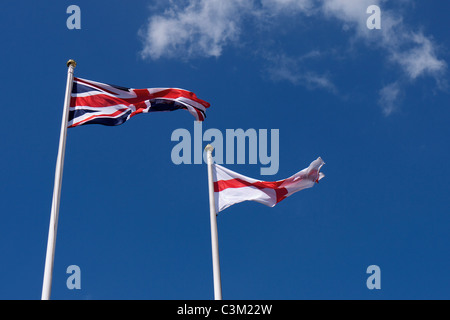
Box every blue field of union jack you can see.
[68,77,210,128]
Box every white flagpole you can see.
[41,59,76,300]
[205,144,223,300]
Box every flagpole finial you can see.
[67,59,77,68]
[205,144,214,152]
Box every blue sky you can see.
[0,0,449,300]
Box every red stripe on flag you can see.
[71,94,134,108]
[69,108,129,127]
[214,178,286,192]
[275,188,288,203]
[71,89,210,109]
[214,178,289,204]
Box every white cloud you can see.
[261,0,315,14]
[390,32,447,80]
[303,72,338,92]
[266,52,337,92]
[321,0,380,30]
[139,0,447,113]
[319,0,447,81]
[378,82,401,116]
[139,0,321,60]
[139,0,249,59]
[139,0,446,82]
[316,0,447,114]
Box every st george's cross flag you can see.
[68,77,210,128]
[213,157,325,213]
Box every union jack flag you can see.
[68,77,210,128]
